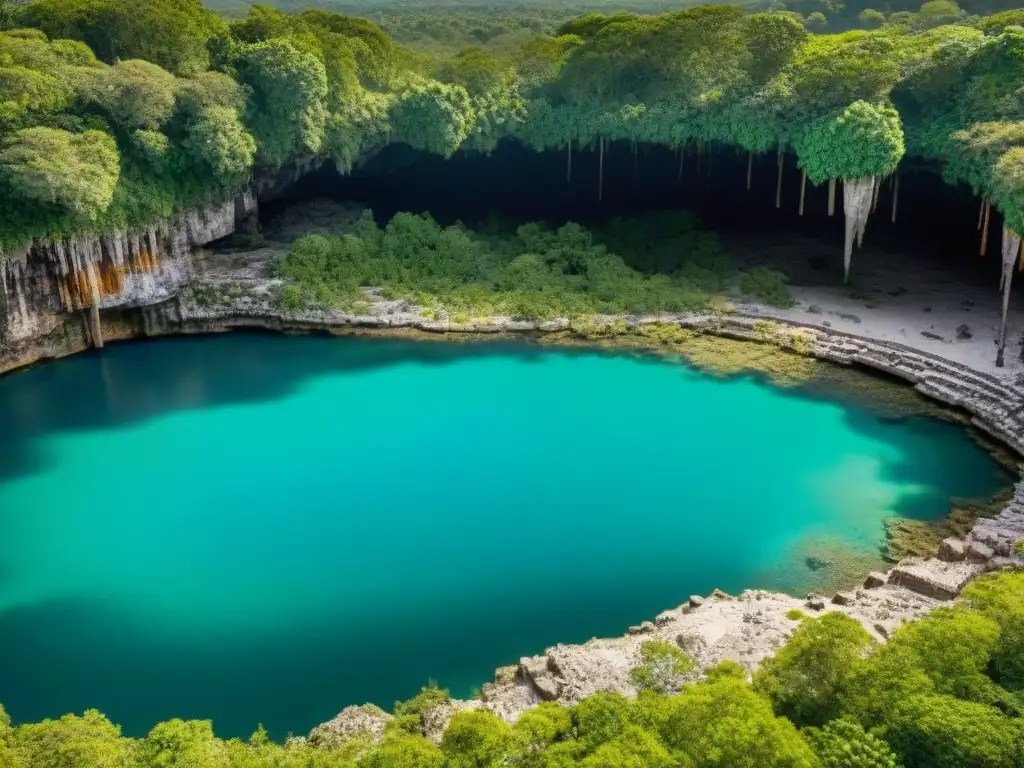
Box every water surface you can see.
[0,334,1007,738]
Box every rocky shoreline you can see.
[3,198,1024,745]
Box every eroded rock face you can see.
[307,704,393,748]
[0,189,256,370]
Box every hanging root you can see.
[775,146,783,209]
[828,178,837,217]
[997,226,1022,367]
[842,176,874,284]
[799,170,806,216]
[891,175,899,224]
[981,199,991,256]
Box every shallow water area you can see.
[0,334,1008,738]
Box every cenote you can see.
[0,333,1010,739]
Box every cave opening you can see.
[255,139,1024,367]
[263,139,997,279]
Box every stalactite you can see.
[83,259,104,349]
[871,177,880,213]
[828,178,837,217]
[567,139,571,183]
[981,199,991,256]
[842,176,874,284]
[775,146,783,209]
[598,137,604,203]
[891,174,899,224]
[997,226,1022,367]
[746,151,753,191]
[799,170,806,216]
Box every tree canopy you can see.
[1,0,1024,247]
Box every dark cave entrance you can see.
[259,138,1022,365]
[262,138,997,280]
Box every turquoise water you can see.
[0,334,1008,739]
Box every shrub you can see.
[740,268,796,308]
[754,613,876,727]
[631,640,695,694]
[805,717,899,768]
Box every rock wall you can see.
[0,189,256,371]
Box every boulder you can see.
[863,572,887,589]
[688,595,706,608]
[520,655,560,701]
[308,705,392,748]
[806,594,826,610]
[709,589,733,601]
[966,540,995,563]
[937,537,966,562]
[831,591,856,606]
[888,559,983,600]
[655,611,676,627]
[676,632,708,655]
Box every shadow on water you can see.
[0,333,546,483]
[0,332,1011,504]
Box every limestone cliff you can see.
[0,189,256,372]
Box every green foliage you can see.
[3,3,1024,250]
[180,105,257,185]
[21,0,223,75]
[139,719,222,768]
[961,572,1024,692]
[705,660,748,681]
[754,612,876,726]
[359,733,444,768]
[796,101,905,183]
[11,710,132,768]
[659,678,818,768]
[512,702,572,749]
[740,268,796,308]
[631,640,696,694]
[786,608,807,621]
[0,127,119,221]
[90,59,179,132]
[273,211,728,319]
[393,682,451,720]
[884,693,1024,768]
[236,38,328,167]
[805,717,900,768]
[441,710,513,768]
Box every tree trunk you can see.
[746,151,753,191]
[775,146,783,209]
[981,199,991,256]
[978,196,986,230]
[828,178,836,217]
[891,174,899,224]
[799,170,806,216]
[997,226,1022,367]
[567,139,572,183]
[843,176,874,283]
[598,137,604,202]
